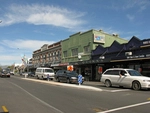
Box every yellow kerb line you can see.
[2,106,9,113]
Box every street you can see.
[0,76,150,113]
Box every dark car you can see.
[28,72,35,77]
[54,70,84,84]
[0,71,10,78]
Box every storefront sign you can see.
[67,65,73,71]
[59,63,69,66]
[142,39,150,45]
[93,34,105,43]
[127,54,150,59]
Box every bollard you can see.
[78,74,82,85]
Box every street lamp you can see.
[0,20,2,23]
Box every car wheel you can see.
[42,76,45,80]
[132,81,141,90]
[56,77,60,82]
[36,75,39,79]
[105,80,112,87]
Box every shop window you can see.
[63,51,67,57]
[84,45,90,53]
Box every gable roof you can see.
[126,36,141,50]
[92,45,105,55]
[108,41,122,53]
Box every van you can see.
[35,67,55,80]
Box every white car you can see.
[101,68,150,90]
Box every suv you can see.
[55,70,84,84]
[101,68,150,90]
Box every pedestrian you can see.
[47,74,50,81]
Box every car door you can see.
[61,71,68,82]
[58,70,65,81]
[109,70,121,85]
[118,70,131,87]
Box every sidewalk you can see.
[13,74,104,89]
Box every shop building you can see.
[91,36,150,81]
[61,29,128,80]
[32,41,62,70]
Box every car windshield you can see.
[67,71,78,76]
[127,70,142,76]
[45,69,54,73]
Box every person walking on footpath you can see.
[47,74,50,81]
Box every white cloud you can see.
[0,39,55,65]
[1,39,55,51]
[0,55,22,65]
[126,14,134,21]
[123,0,149,11]
[1,4,86,29]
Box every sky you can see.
[0,0,150,66]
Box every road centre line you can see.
[97,101,150,113]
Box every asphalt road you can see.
[0,76,150,113]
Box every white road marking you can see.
[109,89,131,92]
[97,101,150,113]
[9,81,64,113]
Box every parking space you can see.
[12,75,150,92]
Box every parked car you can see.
[10,71,14,75]
[21,72,28,76]
[54,70,84,84]
[101,68,150,90]
[28,72,35,77]
[0,71,10,78]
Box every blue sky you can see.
[0,0,150,66]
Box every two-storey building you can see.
[32,41,62,71]
[61,29,128,80]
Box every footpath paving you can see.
[21,77,104,91]
[13,74,104,91]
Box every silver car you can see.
[101,68,150,90]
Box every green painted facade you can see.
[61,29,128,63]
